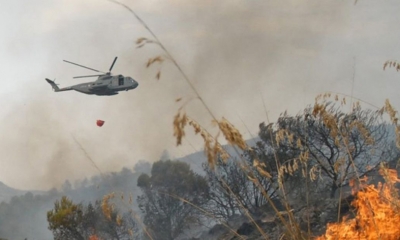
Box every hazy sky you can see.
[1,0,400,190]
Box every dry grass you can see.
[173,109,229,169]
[384,99,400,149]
[383,60,400,72]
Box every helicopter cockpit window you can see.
[118,75,124,86]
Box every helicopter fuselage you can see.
[46,56,139,96]
[71,75,138,95]
[46,74,139,96]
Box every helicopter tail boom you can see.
[45,78,72,92]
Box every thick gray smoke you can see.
[1,0,400,192]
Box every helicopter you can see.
[45,57,138,96]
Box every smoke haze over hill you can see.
[1,0,400,192]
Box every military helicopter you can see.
[45,57,138,96]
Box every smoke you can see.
[2,0,399,191]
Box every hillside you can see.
[0,181,44,204]
[0,161,151,240]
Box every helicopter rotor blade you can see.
[73,74,104,79]
[109,57,118,72]
[63,60,106,73]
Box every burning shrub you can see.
[317,166,400,240]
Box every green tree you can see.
[47,196,85,240]
[137,160,210,240]
[47,196,138,240]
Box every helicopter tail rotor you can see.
[45,78,60,92]
[45,78,73,92]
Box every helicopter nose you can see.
[131,79,139,89]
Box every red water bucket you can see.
[96,120,105,127]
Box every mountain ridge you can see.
[0,180,45,204]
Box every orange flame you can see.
[89,235,100,240]
[316,168,400,240]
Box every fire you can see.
[89,235,100,240]
[316,167,400,240]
